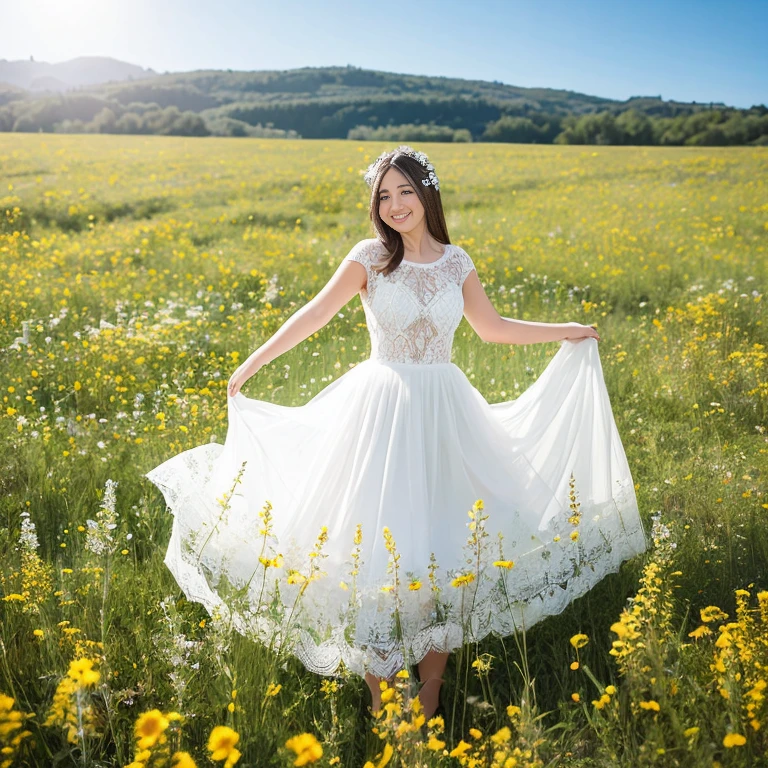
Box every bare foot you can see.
[365,672,393,716]
[417,678,443,720]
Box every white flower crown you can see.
[361,144,440,192]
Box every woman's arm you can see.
[227,259,367,396]
[461,270,599,345]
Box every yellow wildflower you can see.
[688,624,712,639]
[723,733,746,748]
[208,726,240,764]
[135,709,170,750]
[368,742,392,768]
[427,715,444,731]
[285,732,322,766]
[67,658,100,687]
[451,573,476,588]
[700,606,729,623]
[450,740,472,757]
[0,693,32,763]
[172,752,198,768]
[610,620,629,639]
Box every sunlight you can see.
[18,0,122,51]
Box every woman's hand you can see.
[227,361,262,398]
[562,322,601,343]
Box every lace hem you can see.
[147,453,647,680]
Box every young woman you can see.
[146,146,647,721]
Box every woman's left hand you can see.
[228,361,262,397]
[563,322,600,342]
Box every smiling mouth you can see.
[392,212,411,222]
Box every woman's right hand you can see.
[227,361,262,398]
[562,322,600,342]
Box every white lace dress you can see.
[144,238,647,679]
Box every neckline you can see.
[401,243,451,267]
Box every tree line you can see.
[0,84,765,145]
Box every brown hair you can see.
[367,148,451,276]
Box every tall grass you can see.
[1,135,766,766]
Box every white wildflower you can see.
[85,479,119,556]
[261,274,280,304]
[19,510,39,552]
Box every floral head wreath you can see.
[361,145,440,192]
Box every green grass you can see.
[1,135,767,767]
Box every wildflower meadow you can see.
[1,135,767,767]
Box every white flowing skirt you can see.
[144,338,647,679]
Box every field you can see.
[1,135,767,767]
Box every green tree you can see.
[481,116,549,143]
[615,109,654,145]
[92,107,117,133]
[114,112,143,134]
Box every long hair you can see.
[367,148,451,276]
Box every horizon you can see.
[2,0,766,110]
[3,57,757,110]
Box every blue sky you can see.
[3,0,766,108]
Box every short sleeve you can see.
[344,239,376,263]
[458,248,476,285]
[344,239,375,274]
[344,239,384,292]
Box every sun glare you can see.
[21,0,123,53]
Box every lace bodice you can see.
[344,239,476,364]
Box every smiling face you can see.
[378,166,426,234]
